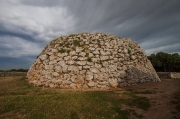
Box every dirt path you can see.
[122,78,180,119]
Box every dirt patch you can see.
[122,78,180,119]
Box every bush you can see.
[87,57,92,62]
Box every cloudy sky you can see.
[0,0,180,70]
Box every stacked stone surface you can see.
[26,33,161,89]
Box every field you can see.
[0,77,179,119]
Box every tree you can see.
[148,52,180,72]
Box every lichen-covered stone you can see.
[26,33,161,89]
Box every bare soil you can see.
[122,78,180,119]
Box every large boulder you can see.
[26,33,161,89]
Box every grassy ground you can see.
[0,76,152,119]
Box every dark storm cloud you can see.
[0,56,34,70]
[0,0,180,69]
[53,0,180,52]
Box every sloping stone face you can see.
[26,33,161,89]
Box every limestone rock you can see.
[88,81,95,87]
[90,68,100,74]
[109,78,118,87]
[70,83,76,89]
[86,72,93,80]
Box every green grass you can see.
[128,49,131,54]
[87,57,92,62]
[73,40,81,47]
[0,76,151,119]
[58,48,66,53]
[85,53,89,57]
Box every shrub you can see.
[87,57,92,62]
[85,53,89,57]
[128,49,131,54]
[58,48,66,53]
[73,40,81,47]
[67,50,71,54]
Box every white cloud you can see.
[0,0,75,42]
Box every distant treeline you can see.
[0,68,29,72]
[148,52,180,72]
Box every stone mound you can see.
[26,33,161,89]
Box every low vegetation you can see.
[0,76,152,119]
[87,57,92,62]
[58,48,66,53]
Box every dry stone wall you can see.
[0,72,27,77]
[157,72,180,79]
[27,33,161,89]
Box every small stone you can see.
[39,54,48,60]
[69,51,76,55]
[88,81,94,87]
[95,63,102,69]
[66,60,75,65]
[52,72,59,77]
[63,80,71,85]
[76,61,86,66]
[76,47,82,53]
[55,80,63,84]
[86,72,93,80]
[100,56,109,61]
[79,52,86,57]
[83,65,90,69]
[109,78,118,87]
[119,70,126,79]
[89,53,94,57]
[49,83,55,88]
[72,56,78,60]
[78,57,86,61]
[83,84,88,89]
[93,50,100,55]
[51,49,58,53]
[49,55,56,61]
[64,56,71,61]
[70,83,76,88]
[70,75,77,82]
[124,48,128,53]
[90,68,100,73]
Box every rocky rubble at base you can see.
[26,33,160,89]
